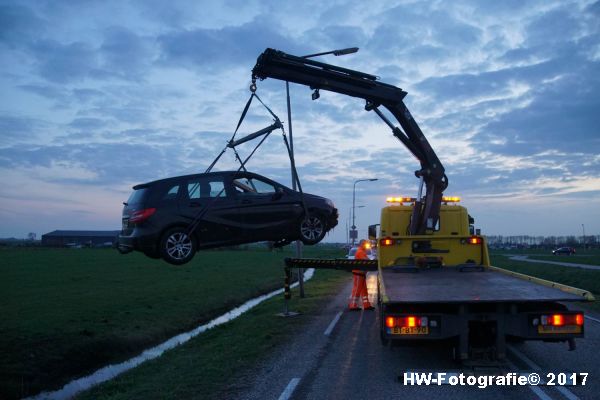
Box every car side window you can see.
[162,185,179,200]
[233,177,276,195]
[188,178,226,199]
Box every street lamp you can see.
[352,178,378,246]
[582,224,586,250]
[286,47,359,297]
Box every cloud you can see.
[29,39,101,83]
[0,3,45,47]
[99,26,153,79]
[157,16,306,70]
[0,115,47,145]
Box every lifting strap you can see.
[188,85,310,237]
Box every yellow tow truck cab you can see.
[377,198,490,268]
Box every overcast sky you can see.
[1,0,599,241]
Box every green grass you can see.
[489,248,600,257]
[0,245,344,399]
[490,254,600,312]
[76,268,348,400]
[525,254,600,266]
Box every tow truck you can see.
[251,48,594,361]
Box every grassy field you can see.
[526,254,600,266]
[0,245,345,400]
[76,268,347,400]
[490,254,600,311]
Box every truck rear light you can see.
[380,237,400,246]
[385,315,429,328]
[552,314,564,326]
[386,317,395,328]
[468,236,482,244]
[537,313,583,327]
[129,208,156,223]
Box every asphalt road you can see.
[236,273,599,400]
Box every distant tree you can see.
[27,232,36,241]
[565,236,577,247]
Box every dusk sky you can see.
[1,0,599,242]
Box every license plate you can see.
[538,325,582,334]
[392,326,429,335]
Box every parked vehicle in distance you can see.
[346,246,376,260]
[117,171,338,265]
[552,247,576,255]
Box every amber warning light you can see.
[386,196,415,203]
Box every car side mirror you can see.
[272,188,284,201]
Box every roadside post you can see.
[277,267,299,317]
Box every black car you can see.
[117,171,338,265]
[552,247,576,255]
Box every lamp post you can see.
[582,224,586,250]
[352,179,378,246]
[286,47,359,297]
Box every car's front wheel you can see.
[159,227,196,265]
[299,213,326,245]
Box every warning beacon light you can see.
[386,196,416,203]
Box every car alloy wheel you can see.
[160,227,196,265]
[300,214,325,244]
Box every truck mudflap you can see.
[284,257,378,272]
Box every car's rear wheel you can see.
[299,213,326,245]
[160,227,196,265]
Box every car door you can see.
[178,175,244,246]
[232,173,301,241]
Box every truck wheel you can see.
[160,227,196,265]
[299,213,326,245]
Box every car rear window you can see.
[127,188,148,205]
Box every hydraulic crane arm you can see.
[252,48,448,235]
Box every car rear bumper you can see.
[117,230,159,254]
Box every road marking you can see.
[505,359,554,400]
[324,311,343,336]
[278,378,300,400]
[585,315,600,324]
[508,345,580,400]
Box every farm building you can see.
[41,230,120,247]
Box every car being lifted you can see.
[117,170,338,265]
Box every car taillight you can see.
[129,208,156,224]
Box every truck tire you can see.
[159,227,196,265]
[298,213,326,245]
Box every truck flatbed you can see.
[380,266,587,304]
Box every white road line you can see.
[584,315,600,324]
[505,359,554,400]
[324,311,343,336]
[278,378,300,400]
[508,345,580,400]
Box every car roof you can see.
[132,171,266,190]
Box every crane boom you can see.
[252,48,447,235]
